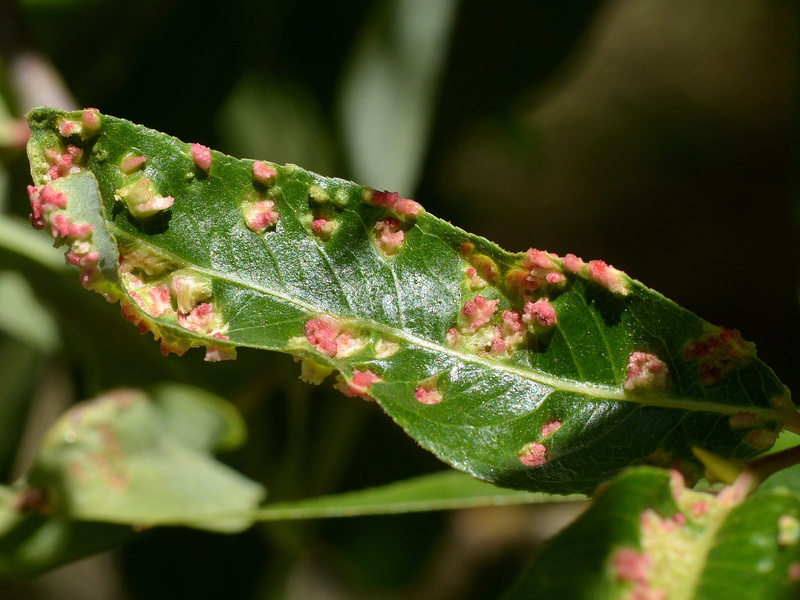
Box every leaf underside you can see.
[25,107,793,494]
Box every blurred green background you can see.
[0,0,796,598]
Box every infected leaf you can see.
[25,107,796,494]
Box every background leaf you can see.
[14,388,264,534]
[337,0,460,193]
[501,467,800,600]
[25,108,793,495]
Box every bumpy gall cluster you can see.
[304,316,363,358]
[244,200,279,233]
[45,144,82,181]
[191,143,213,172]
[28,185,100,289]
[684,327,754,385]
[115,178,175,219]
[369,190,423,218]
[119,154,147,174]
[119,248,235,361]
[252,161,277,185]
[518,418,561,467]
[336,369,382,400]
[518,442,548,467]
[414,385,442,405]
[461,296,499,332]
[624,352,669,393]
[523,298,557,330]
[374,217,405,256]
[311,218,336,240]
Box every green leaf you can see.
[146,381,247,453]
[25,107,794,494]
[248,470,584,521]
[25,388,264,533]
[218,71,336,177]
[0,339,43,478]
[0,270,60,352]
[501,467,800,600]
[338,0,459,192]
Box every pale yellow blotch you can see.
[375,340,400,359]
[170,270,213,313]
[299,358,334,385]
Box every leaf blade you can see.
[25,107,793,494]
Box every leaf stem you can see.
[749,443,800,484]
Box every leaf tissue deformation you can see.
[25,107,795,494]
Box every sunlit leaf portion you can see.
[25,107,794,494]
[501,467,800,600]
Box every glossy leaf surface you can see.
[26,107,794,494]
[501,467,800,600]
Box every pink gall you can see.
[587,260,629,296]
[82,108,101,133]
[469,254,499,285]
[374,217,405,256]
[244,200,279,233]
[204,345,237,362]
[562,253,585,273]
[305,317,341,357]
[684,328,753,385]
[446,328,459,347]
[253,161,277,185]
[690,501,710,518]
[396,197,423,217]
[789,562,800,583]
[415,386,442,405]
[728,412,761,431]
[465,267,486,290]
[178,302,215,332]
[119,155,147,174]
[523,298,557,329]
[311,218,336,240]
[191,143,213,171]
[461,296,499,332]
[147,285,173,318]
[67,222,94,239]
[519,442,548,467]
[489,331,506,354]
[58,120,79,137]
[371,190,399,209]
[523,248,565,292]
[489,310,526,355]
[45,144,83,180]
[540,420,561,438]
[612,548,652,586]
[49,212,70,238]
[337,369,382,400]
[624,352,669,393]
